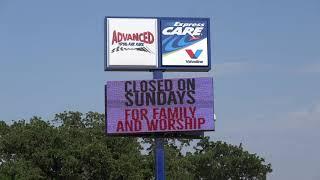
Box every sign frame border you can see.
[104,16,212,72]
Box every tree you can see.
[0,112,147,179]
[189,137,272,179]
[0,112,272,179]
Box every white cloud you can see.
[300,62,320,73]
[213,62,253,76]
[283,103,320,129]
[212,61,279,77]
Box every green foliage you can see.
[0,112,272,179]
[190,137,272,180]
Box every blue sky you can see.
[1,0,320,179]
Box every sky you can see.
[0,0,320,179]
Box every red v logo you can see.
[185,49,203,59]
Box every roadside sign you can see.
[105,77,214,135]
[104,16,214,179]
[105,17,211,72]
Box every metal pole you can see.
[153,70,165,180]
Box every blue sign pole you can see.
[153,70,165,180]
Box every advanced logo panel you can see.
[161,18,209,67]
[106,18,158,68]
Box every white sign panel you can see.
[160,18,209,67]
[106,18,158,69]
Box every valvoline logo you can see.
[185,49,203,59]
[161,19,208,54]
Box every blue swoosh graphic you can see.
[162,36,173,45]
[164,36,179,52]
[162,35,202,54]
